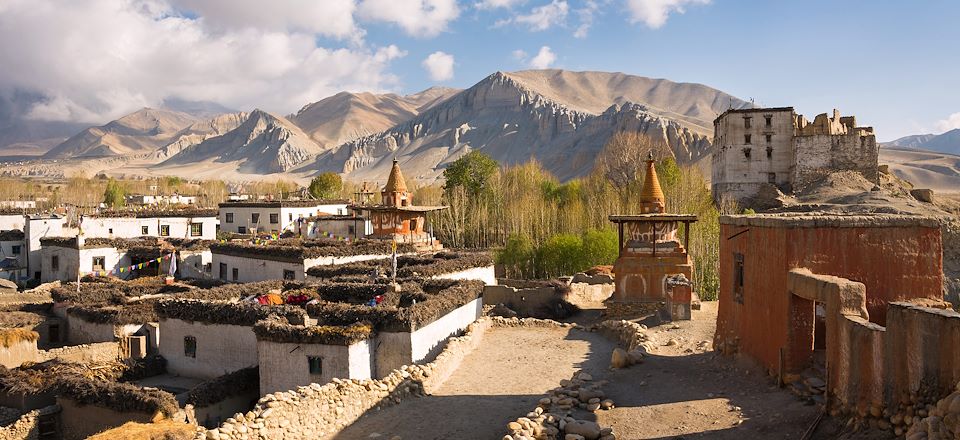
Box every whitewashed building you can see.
[298,214,372,240]
[217,200,350,235]
[80,209,218,240]
[255,279,484,394]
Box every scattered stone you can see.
[611,348,629,369]
[565,420,602,440]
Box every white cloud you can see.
[422,51,455,81]
[475,0,525,9]
[528,46,556,69]
[357,0,460,38]
[0,0,406,123]
[508,0,568,31]
[169,0,362,41]
[625,0,709,29]
[936,112,960,133]
[511,49,528,61]
[573,0,599,38]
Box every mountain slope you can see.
[884,129,960,155]
[158,109,323,174]
[43,108,198,159]
[153,112,249,160]
[302,70,750,182]
[290,87,460,148]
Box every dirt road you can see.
[329,326,615,440]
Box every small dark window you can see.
[743,148,751,159]
[232,267,239,281]
[225,213,234,223]
[283,269,295,280]
[744,117,751,129]
[348,225,355,235]
[288,213,293,222]
[308,356,322,375]
[238,226,247,234]
[48,323,60,343]
[765,134,772,143]
[160,225,170,237]
[251,213,260,224]
[744,134,751,144]
[734,253,745,304]
[766,146,773,159]
[410,219,418,231]
[11,245,20,255]
[92,256,105,271]
[141,226,149,235]
[190,223,202,237]
[765,116,772,127]
[219,263,227,280]
[270,213,279,224]
[184,336,197,358]
[108,228,113,235]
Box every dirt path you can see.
[333,303,825,440]
[585,302,822,439]
[329,326,615,440]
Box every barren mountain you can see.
[884,129,960,156]
[157,109,323,174]
[153,112,249,160]
[303,70,750,183]
[290,87,459,148]
[43,108,198,159]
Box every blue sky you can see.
[2,0,957,140]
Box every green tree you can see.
[538,233,584,278]
[496,234,535,278]
[308,173,343,200]
[581,229,619,267]
[103,178,127,208]
[443,151,499,196]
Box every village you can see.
[0,107,957,440]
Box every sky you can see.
[0,0,958,140]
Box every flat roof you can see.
[714,106,795,123]
[219,200,349,208]
[609,214,698,223]
[720,213,940,228]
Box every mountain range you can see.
[883,129,960,155]
[0,69,753,183]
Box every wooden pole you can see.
[617,221,623,257]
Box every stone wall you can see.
[196,318,492,440]
[785,269,960,435]
[792,128,878,190]
[0,405,58,440]
[482,285,562,317]
[35,341,119,364]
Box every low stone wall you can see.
[0,405,58,440]
[483,285,565,318]
[36,341,119,364]
[196,318,493,439]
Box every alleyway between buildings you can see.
[331,303,836,440]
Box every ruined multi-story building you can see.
[711,107,878,205]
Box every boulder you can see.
[610,348,629,369]
[564,420,601,440]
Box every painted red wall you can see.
[715,223,943,374]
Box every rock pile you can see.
[902,384,960,439]
[0,404,58,440]
[594,320,653,353]
[490,316,581,330]
[504,371,616,440]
